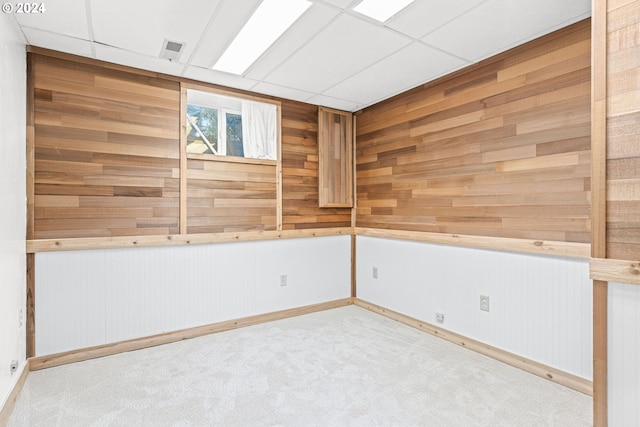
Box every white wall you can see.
[356,236,592,380]
[35,235,351,356]
[0,13,26,409]
[609,281,640,427]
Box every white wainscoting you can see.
[356,236,592,380]
[35,235,351,356]
[609,281,640,427]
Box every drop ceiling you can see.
[12,0,591,112]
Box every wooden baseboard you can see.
[0,362,30,425]
[354,298,593,396]
[30,298,353,371]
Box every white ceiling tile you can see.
[94,44,185,75]
[246,4,340,80]
[189,0,261,68]
[264,13,411,93]
[91,0,221,63]
[324,42,467,106]
[422,0,591,62]
[306,94,362,112]
[386,0,486,39]
[23,27,93,58]
[15,0,89,39]
[321,0,358,9]
[183,66,258,91]
[250,82,315,103]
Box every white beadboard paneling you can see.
[0,13,26,409]
[35,236,351,356]
[609,282,640,427]
[356,236,592,380]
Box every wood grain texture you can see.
[29,51,343,239]
[31,54,181,238]
[591,257,640,285]
[592,2,609,426]
[355,20,591,243]
[318,107,353,207]
[606,0,640,261]
[186,157,277,233]
[26,227,352,253]
[281,101,352,229]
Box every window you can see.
[185,89,278,160]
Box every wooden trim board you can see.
[355,227,590,259]
[0,363,29,426]
[27,227,589,258]
[354,298,593,396]
[590,258,640,285]
[26,227,353,253]
[29,298,353,371]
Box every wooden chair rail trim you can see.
[29,298,353,371]
[354,298,593,396]
[27,227,590,258]
[590,258,640,286]
[26,227,353,253]
[355,227,590,259]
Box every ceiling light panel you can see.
[353,0,415,22]
[213,0,312,75]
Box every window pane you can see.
[226,113,244,157]
[186,104,218,154]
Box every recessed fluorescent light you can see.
[353,0,415,22]
[213,0,311,75]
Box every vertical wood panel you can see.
[318,107,354,208]
[26,253,35,358]
[355,20,591,243]
[281,101,352,229]
[179,87,188,234]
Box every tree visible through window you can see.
[185,89,276,160]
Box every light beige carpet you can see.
[8,306,592,426]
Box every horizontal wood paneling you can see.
[31,55,181,238]
[29,51,348,239]
[355,20,591,243]
[186,158,277,233]
[281,101,352,229]
[606,0,640,261]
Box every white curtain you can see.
[241,100,277,160]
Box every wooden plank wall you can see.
[32,55,181,238]
[355,19,592,243]
[281,101,352,229]
[29,52,347,238]
[186,157,277,233]
[606,0,640,261]
[318,107,354,208]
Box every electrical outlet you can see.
[280,274,287,287]
[372,267,378,279]
[480,295,490,312]
[435,312,445,323]
[18,308,23,327]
